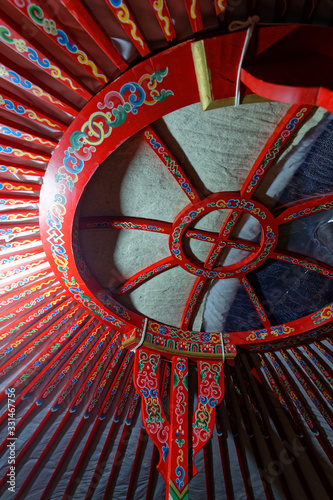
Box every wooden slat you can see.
[0,88,67,133]
[7,0,108,85]
[103,0,150,56]
[183,0,204,32]
[0,61,78,118]
[148,0,176,41]
[59,0,128,71]
[0,14,91,100]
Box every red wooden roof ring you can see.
[40,27,333,357]
[0,3,332,497]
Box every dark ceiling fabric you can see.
[279,117,333,204]
[224,116,333,331]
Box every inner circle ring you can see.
[169,192,278,279]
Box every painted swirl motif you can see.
[172,357,188,494]
[246,107,309,194]
[136,350,170,472]
[0,64,67,109]
[183,279,204,326]
[312,303,333,324]
[0,93,59,130]
[11,1,107,82]
[192,361,224,452]
[283,201,333,222]
[46,68,173,326]
[109,0,145,49]
[0,24,82,92]
[152,0,171,36]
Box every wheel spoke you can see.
[141,126,201,204]
[185,228,218,243]
[180,276,207,329]
[79,216,172,234]
[204,210,242,269]
[271,249,333,278]
[240,276,271,327]
[240,105,313,198]
[114,257,176,296]
[275,192,333,224]
[185,228,260,252]
[223,238,260,252]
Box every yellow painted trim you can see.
[191,40,270,110]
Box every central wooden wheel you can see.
[170,192,278,279]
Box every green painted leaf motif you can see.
[150,67,168,84]
[28,4,44,25]
[54,193,66,205]
[0,26,14,44]
[153,89,174,102]
[174,371,179,388]
[68,131,88,153]
[55,173,64,183]
[175,437,185,448]
[108,104,131,128]
[138,358,145,373]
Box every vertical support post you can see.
[192,360,225,475]
[168,356,189,500]
[134,349,225,499]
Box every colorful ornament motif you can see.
[45,68,173,326]
[169,356,189,499]
[10,0,107,84]
[289,347,333,405]
[312,304,333,324]
[258,354,303,435]
[117,258,174,295]
[244,106,311,195]
[0,124,57,146]
[214,0,227,15]
[13,315,93,393]
[0,300,77,377]
[124,321,236,358]
[0,63,76,116]
[107,0,149,55]
[100,350,133,418]
[134,349,224,497]
[267,352,317,432]
[134,349,169,480]
[181,277,205,328]
[0,91,65,132]
[279,200,333,223]
[183,0,203,32]
[0,21,89,99]
[241,277,269,324]
[170,193,277,279]
[192,360,224,456]
[148,0,176,40]
[246,324,295,342]
[280,350,333,427]
[274,253,333,278]
[302,344,333,386]
[142,126,200,203]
